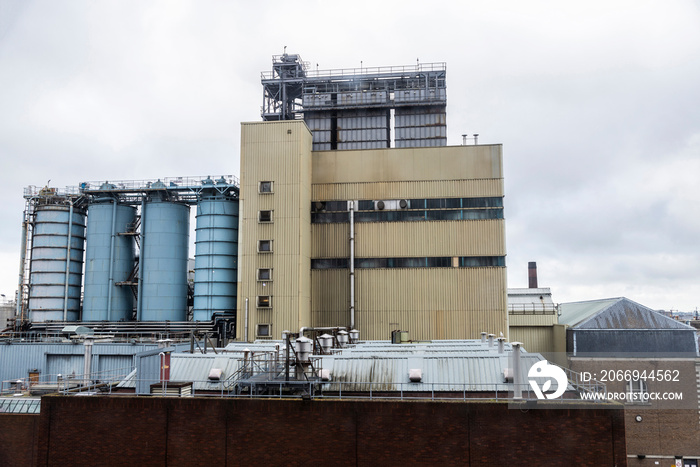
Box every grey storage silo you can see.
[28,204,86,322]
[82,199,136,321]
[192,192,238,321]
[139,198,189,321]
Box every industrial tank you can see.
[82,199,136,321]
[139,198,189,321]
[192,192,239,322]
[28,204,86,322]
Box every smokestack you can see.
[512,342,523,399]
[528,262,538,288]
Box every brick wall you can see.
[24,396,626,466]
[0,413,39,466]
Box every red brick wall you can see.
[0,413,39,466]
[28,396,626,466]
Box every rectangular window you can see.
[257,268,272,281]
[259,210,273,223]
[258,240,272,253]
[257,296,271,308]
[259,181,273,193]
[257,324,271,337]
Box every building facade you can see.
[236,120,507,341]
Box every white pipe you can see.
[349,200,355,329]
[63,200,74,321]
[512,342,523,399]
[83,338,93,386]
[244,298,249,342]
[106,199,117,321]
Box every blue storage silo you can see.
[139,199,189,321]
[28,204,86,322]
[192,193,239,321]
[82,199,136,321]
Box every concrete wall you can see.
[24,396,626,466]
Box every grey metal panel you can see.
[0,342,187,383]
[193,197,239,321]
[28,205,86,321]
[570,329,698,355]
[83,202,136,321]
[141,200,190,321]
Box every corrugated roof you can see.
[0,397,41,414]
[560,297,695,330]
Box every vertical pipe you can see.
[513,342,523,399]
[244,298,249,342]
[106,199,118,321]
[349,201,355,329]
[63,200,74,321]
[83,338,93,386]
[136,196,145,321]
[16,220,28,324]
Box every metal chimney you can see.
[480,332,487,343]
[512,342,523,399]
[497,337,506,354]
[488,334,495,347]
[528,262,538,288]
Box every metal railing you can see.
[1,366,135,396]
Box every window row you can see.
[311,256,506,269]
[313,197,503,213]
[312,208,503,224]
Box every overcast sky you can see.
[1,0,698,313]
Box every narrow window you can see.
[259,181,273,193]
[257,268,272,281]
[258,240,272,253]
[257,296,271,308]
[259,210,273,223]
[257,324,271,337]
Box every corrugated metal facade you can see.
[237,121,313,340]
[0,342,187,383]
[312,268,507,341]
[237,122,506,342]
[312,179,503,201]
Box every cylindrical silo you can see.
[82,199,136,321]
[28,204,86,322]
[139,199,189,321]
[192,195,239,321]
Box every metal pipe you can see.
[136,196,145,321]
[83,338,93,386]
[349,200,355,329]
[512,342,523,399]
[16,220,28,325]
[63,200,74,321]
[106,199,117,321]
[244,298,249,342]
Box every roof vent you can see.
[409,368,422,383]
[208,368,223,381]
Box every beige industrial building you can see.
[236,120,507,341]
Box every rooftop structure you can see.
[262,53,447,149]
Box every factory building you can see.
[237,54,506,341]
